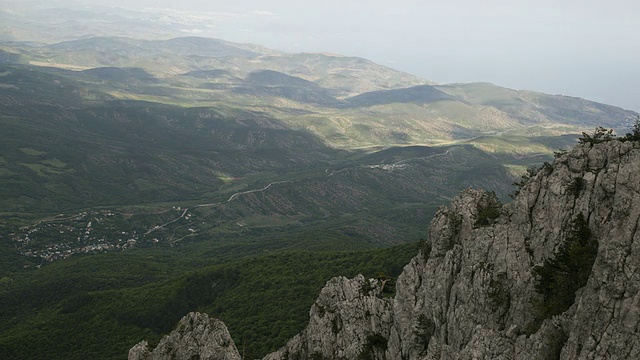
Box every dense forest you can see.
[0,243,418,359]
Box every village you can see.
[11,208,195,263]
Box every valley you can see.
[6,144,512,264]
[0,4,638,359]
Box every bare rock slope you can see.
[131,140,640,359]
[129,312,241,360]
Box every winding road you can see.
[195,180,292,208]
[144,180,292,235]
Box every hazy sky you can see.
[35,1,640,110]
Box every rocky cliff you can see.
[129,312,241,360]
[131,139,640,359]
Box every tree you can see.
[578,126,616,145]
[414,314,435,354]
[474,191,502,227]
[533,213,597,321]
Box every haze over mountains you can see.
[0,3,639,359]
[2,34,634,144]
[4,0,639,112]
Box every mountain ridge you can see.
[0,35,429,96]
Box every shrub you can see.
[488,272,510,310]
[358,334,388,359]
[553,149,567,159]
[360,279,374,295]
[578,126,616,145]
[447,212,462,233]
[532,213,597,327]
[567,177,586,199]
[474,191,502,227]
[415,314,435,355]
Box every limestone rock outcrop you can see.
[264,274,393,359]
[128,312,241,360]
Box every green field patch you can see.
[0,157,7,164]
[41,158,68,168]
[44,182,73,194]
[215,172,236,183]
[135,178,167,191]
[19,148,46,156]
[240,214,304,228]
[469,136,551,155]
[504,164,528,177]
[0,168,15,177]
[19,163,70,177]
[19,163,49,176]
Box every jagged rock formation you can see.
[264,275,394,360]
[128,312,241,360]
[131,140,640,359]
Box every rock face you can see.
[131,140,640,359]
[128,312,241,360]
[264,275,394,360]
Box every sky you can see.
[26,0,640,111]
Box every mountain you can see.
[437,82,635,131]
[235,70,341,106]
[0,65,341,212]
[132,137,640,359]
[0,36,428,96]
[1,36,635,148]
[346,84,456,107]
